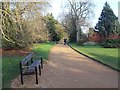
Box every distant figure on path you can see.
[64,38,67,45]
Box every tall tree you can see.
[65,0,94,44]
[95,2,120,39]
[1,2,51,49]
[44,13,60,41]
[62,15,77,42]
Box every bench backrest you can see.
[20,52,34,65]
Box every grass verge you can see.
[70,43,119,71]
[2,42,54,88]
[32,42,54,60]
[2,56,23,88]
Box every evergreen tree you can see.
[95,2,119,39]
[44,13,60,41]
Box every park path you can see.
[12,44,118,88]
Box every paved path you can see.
[12,44,118,88]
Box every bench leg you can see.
[35,67,38,84]
[20,63,23,85]
[39,65,41,75]
[41,57,43,69]
[20,74,24,85]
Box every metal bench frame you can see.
[19,52,43,85]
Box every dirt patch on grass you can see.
[2,48,30,57]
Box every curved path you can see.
[12,44,118,88]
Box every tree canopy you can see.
[1,2,66,49]
[95,2,120,38]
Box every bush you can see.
[106,39,120,43]
[77,34,88,45]
[101,39,120,48]
[2,37,31,50]
[82,41,97,46]
[101,42,117,48]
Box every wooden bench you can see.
[19,52,43,85]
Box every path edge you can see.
[68,44,120,72]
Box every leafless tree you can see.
[64,0,94,43]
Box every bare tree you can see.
[65,0,94,43]
[1,2,51,48]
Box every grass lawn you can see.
[2,56,23,88]
[32,42,54,60]
[70,43,119,70]
[2,42,54,88]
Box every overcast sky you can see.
[50,0,119,27]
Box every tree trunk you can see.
[76,20,81,44]
[76,29,80,43]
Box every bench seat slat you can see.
[22,60,40,75]
[23,69,35,75]
[29,60,40,69]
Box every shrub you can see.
[82,41,97,46]
[101,39,120,48]
[101,42,117,48]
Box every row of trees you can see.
[1,2,66,49]
[61,1,120,45]
[1,1,119,49]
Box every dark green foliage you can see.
[95,2,120,38]
[44,14,61,41]
[101,39,120,48]
[69,29,77,43]
[66,17,77,43]
[79,33,88,45]
[95,2,120,48]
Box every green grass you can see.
[32,42,54,60]
[2,42,54,88]
[2,56,23,88]
[70,43,119,70]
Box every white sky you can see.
[50,0,119,27]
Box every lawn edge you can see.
[68,44,120,72]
